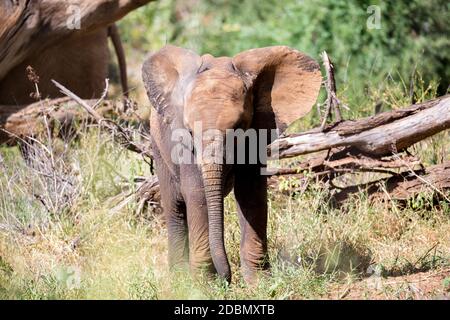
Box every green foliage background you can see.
[119,0,449,104]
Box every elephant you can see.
[142,45,322,283]
[0,0,154,105]
[0,27,114,105]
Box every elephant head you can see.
[142,45,321,281]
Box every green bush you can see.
[119,0,449,103]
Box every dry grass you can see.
[0,121,449,299]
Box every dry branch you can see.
[269,94,450,159]
[0,97,129,144]
[332,162,450,204]
[46,81,450,208]
[1,98,92,144]
[52,80,152,158]
[320,51,343,129]
[2,84,448,210]
[270,152,421,176]
[3,80,448,210]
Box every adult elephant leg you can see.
[153,149,189,271]
[180,165,215,278]
[234,164,269,284]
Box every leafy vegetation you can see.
[119,0,450,104]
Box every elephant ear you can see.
[233,46,322,133]
[142,45,202,117]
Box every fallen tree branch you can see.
[269,153,420,176]
[102,160,450,212]
[332,162,450,204]
[0,97,132,144]
[50,80,450,209]
[269,94,450,159]
[52,79,152,158]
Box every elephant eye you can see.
[231,62,238,73]
[197,63,209,74]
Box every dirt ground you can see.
[326,268,450,300]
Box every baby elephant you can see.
[142,45,321,283]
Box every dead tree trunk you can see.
[28,86,450,209]
[5,82,449,210]
[0,98,128,144]
[269,95,450,159]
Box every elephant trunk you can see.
[201,162,231,283]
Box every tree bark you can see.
[0,98,121,144]
[332,162,450,204]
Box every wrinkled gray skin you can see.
[142,45,321,283]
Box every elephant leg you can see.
[153,150,189,271]
[165,196,189,271]
[234,164,269,283]
[181,166,215,277]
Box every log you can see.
[0,98,127,144]
[269,152,420,176]
[269,95,450,159]
[332,162,450,204]
[133,94,450,208]
[5,80,449,210]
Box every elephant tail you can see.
[108,24,129,101]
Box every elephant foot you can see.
[168,261,191,285]
[241,259,271,286]
[189,255,217,282]
[241,267,269,286]
[169,260,190,274]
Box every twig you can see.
[320,51,343,130]
[52,80,103,122]
[92,78,110,109]
[409,62,417,105]
[392,152,450,203]
[412,242,440,269]
[52,79,151,158]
